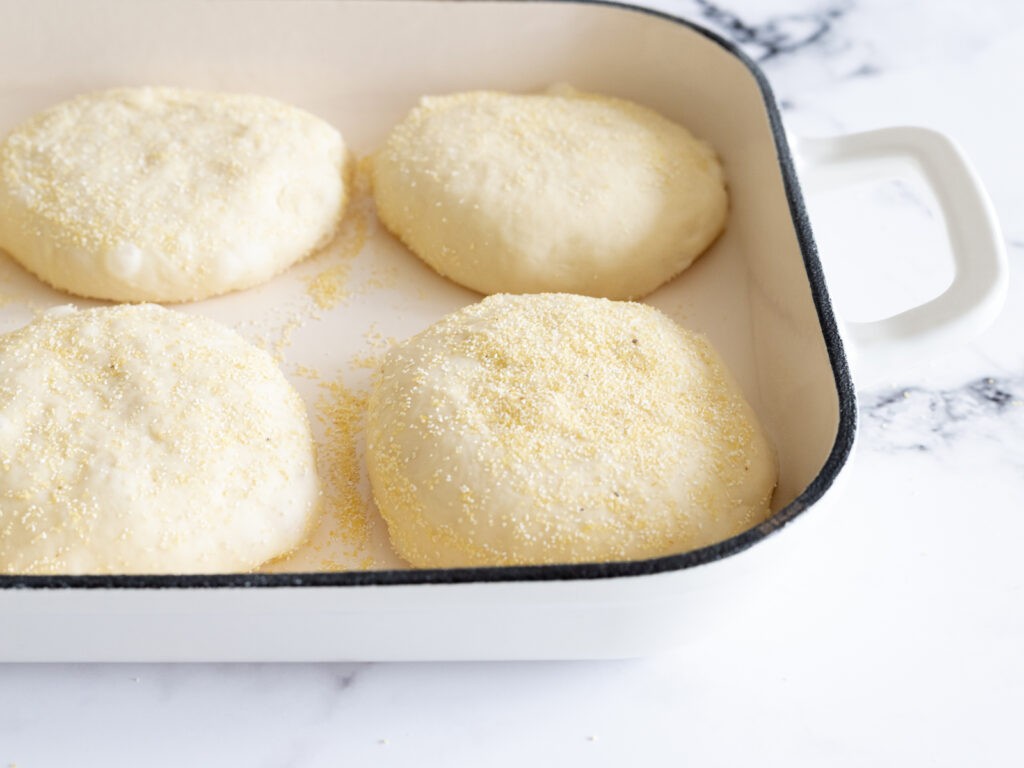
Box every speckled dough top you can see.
[0,87,349,302]
[0,304,319,574]
[372,88,727,299]
[366,294,776,568]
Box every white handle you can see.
[796,127,1007,384]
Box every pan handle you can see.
[795,127,1007,384]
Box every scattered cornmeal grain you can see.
[366,293,777,568]
[305,261,354,311]
[364,326,397,351]
[264,376,376,571]
[303,157,372,310]
[293,364,322,381]
[359,264,400,294]
[318,379,371,556]
[350,351,383,371]
[252,309,308,364]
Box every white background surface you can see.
[2,0,1023,765]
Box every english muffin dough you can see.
[366,293,776,568]
[0,87,349,302]
[372,89,727,299]
[0,304,319,574]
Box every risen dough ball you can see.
[366,294,776,568]
[372,89,727,299]
[0,87,349,302]
[0,304,319,574]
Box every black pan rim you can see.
[0,0,857,591]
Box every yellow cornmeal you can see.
[315,379,372,562]
[246,308,309,365]
[305,262,354,311]
[363,326,396,351]
[366,293,777,568]
[359,264,399,293]
[303,157,373,311]
[293,364,323,381]
[264,376,375,572]
[349,351,383,371]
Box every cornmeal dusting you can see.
[315,379,372,562]
[264,376,374,571]
[350,351,384,371]
[303,157,373,310]
[306,262,354,311]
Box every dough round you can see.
[0,304,319,574]
[366,294,776,568]
[372,89,727,300]
[0,87,349,302]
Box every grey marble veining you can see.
[860,375,1024,456]
[687,0,853,61]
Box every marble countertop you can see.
[2,0,1022,765]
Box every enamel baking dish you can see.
[0,0,1005,660]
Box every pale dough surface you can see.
[0,304,319,574]
[366,293,776,568]
[372,89,727,299]
[0,87,348,302]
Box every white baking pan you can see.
[0,0,1005,660]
